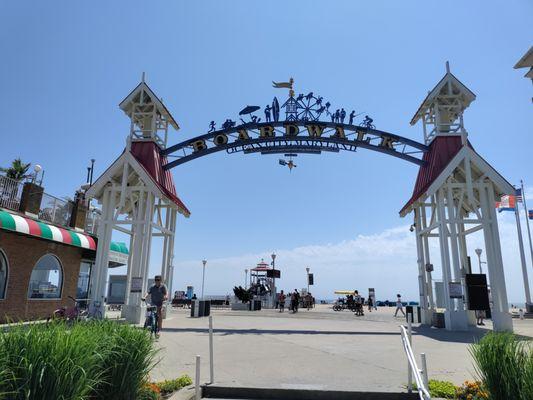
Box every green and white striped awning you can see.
[0,209,97,250]
[109,241,129,267]
[0,209,129,266]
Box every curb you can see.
[168,385,196,400]
[202,385,421,400]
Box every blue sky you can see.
[1,1,532,301]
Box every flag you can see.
[496,195,516,212]
[529,210,533,220]
[516,188,523,203]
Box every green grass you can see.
[0,320,157,400]
[470,332,532,400]
[156,375,193,395]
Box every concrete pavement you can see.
[153,305,533,393]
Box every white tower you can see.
[86,75,190,323]
[401,63,513,332]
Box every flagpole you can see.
[521,180,533,310]
[514,191,532,306]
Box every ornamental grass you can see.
[470,332,532,400]
[0,320,157,400]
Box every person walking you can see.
[476,309,486,325]
[367,296,373,312]
[278,290,286,312]
[394,294,405,317]
[293,289,300,313]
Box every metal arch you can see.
[162,121,428,169]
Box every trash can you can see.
[191,300,211,317]
[431,311,445,328]
[249,300,262,311]
[405,306,421,323]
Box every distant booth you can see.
[249,259,280,309]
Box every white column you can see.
[421,205,435,310]
[124,189,147,323]
[436,188,456,330]
[140,192,154,294]
[445,184,468,330]
[514,206,531,305]
[90,186,115,317]
[414,207,429,323]
[480,182,513,332]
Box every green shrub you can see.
[0,320,157,400]
[156,375,193,395]
[93,322,157,400]
[470,332,532,400]
[413,379,456,398]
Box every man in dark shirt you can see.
[143,275,168,336]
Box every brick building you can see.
[0,176,127,322]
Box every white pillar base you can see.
[444,309,469,331]
[421,309,433,325]
[491,310,513,332]
[123,304,144,325]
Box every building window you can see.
[27,254,63,299]
[77,261,92,300]
[0,250,7,299]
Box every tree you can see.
[0,158,31,181]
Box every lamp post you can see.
[306,267,310,294]
[201,260,207,299]
[475,248,484,274]
[244,269,248,289]
[271,253,276,308]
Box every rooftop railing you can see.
[0,174,100,235]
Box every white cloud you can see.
[173,187,533,304]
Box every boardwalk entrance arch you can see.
[87,66,517,332]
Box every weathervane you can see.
[272,77,295,98]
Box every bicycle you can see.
[48,296,90,324]
[142,298,159,338]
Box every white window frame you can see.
[27,253,64,300]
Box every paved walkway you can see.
[153,305,533,392]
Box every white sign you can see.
[130,277,143,293]
[449,282,463,299]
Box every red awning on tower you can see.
[130,141,191,217]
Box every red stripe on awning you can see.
[58,227,73,245]
[86,235,97,250]
[25,217,42,236]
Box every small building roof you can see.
[410,72,476,126]
[119,81,179,130]
[514,46,533,69]
[399,136,514,217]
[130,142,190,217]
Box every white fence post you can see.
[420,352,429,389]
[407,319,413,393]
[195,355,201,400]
[209,315,214,384]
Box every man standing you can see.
[144,275,168,337]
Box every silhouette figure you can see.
[340,108,346,124]
[349,110,356,125]
[362,115,374,128]
[264,105,272,122]
[330,113,335,123]
[335,109,340,123]
[208,121,216,133]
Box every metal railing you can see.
[400,323,431,400]
[38,192,73,226]
[0,175,24,210]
